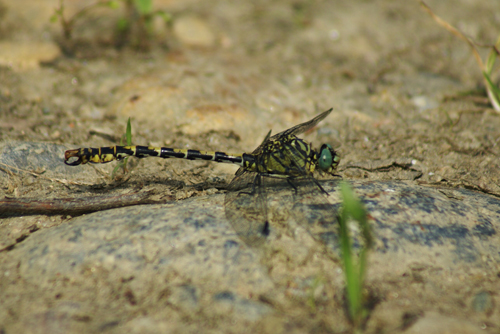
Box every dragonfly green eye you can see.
[318,144,333,171]
[318,144,339,172]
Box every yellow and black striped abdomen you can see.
[64,145,254,167]
[64,109,340,185]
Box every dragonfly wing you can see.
[225,109,335,248]
[290,178,340,254]
[249,129,272,156]
[225,171,269,247]
[278,138,340,252]
[271,108,333,140]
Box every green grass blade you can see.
[125,117,132,145]
[134,0,152,15]
[485,50,496,73]
[112,118,132,179]
[483,71,500,112]
[339,181,372,327]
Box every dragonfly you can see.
[64,108,341,246]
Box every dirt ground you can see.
[1,0,500,333]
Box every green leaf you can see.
[50,14,59,23]
[111,118,133,179]
[338,181,372,327]
[156,10,172,24]
[126,117,132,145]
[111,162,123,179]
[485,50,497,74]
[484,71,500,99]
[107,0,120,9]
[134,0,152,15]
[117,17,129,31]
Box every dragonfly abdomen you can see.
[161,147,245,164]
[64,145,255,168]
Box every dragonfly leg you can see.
[312,178,328,195]
[286,178,299,195]
[234,174,261,197]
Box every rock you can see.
[0,41,60,71]
[2,142,500,332]
[173,16,216,47]
[405,312,484,334]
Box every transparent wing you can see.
[225,108,337,249]
[270,108,332,141]
[225,172,340,252]
[240,108,332,163]
[225,171,269,246]
[289,178,340,252]
[225,128,275,245]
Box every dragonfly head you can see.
[317,144,340,174]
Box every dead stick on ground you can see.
[0,190,171,216]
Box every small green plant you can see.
[306,276,324,312]
[338,182,373,330]
[50,0,120,40]
[119,0,171,34]
[51,0,172,49]
[117,0,172,49]
[420,1,500,112]
[111,117,132,179]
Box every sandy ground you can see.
[1,0,500,333]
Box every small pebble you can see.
[471,291,494,315]
[173,16,216,47]
[0,41,60,71]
